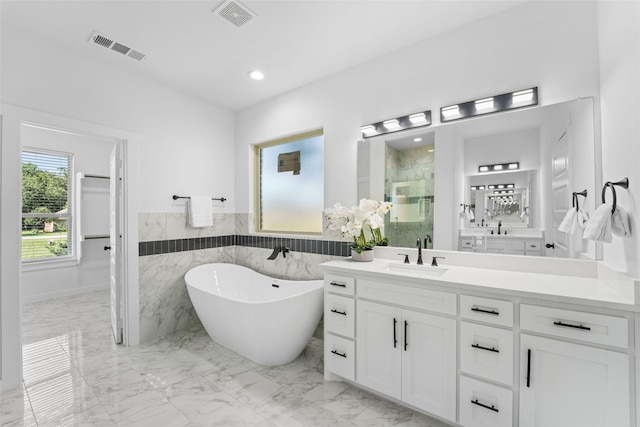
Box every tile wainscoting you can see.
[138,213,348,342]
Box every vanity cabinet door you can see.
[401,309,456,421]
[520,334,630,427]
[356,300,402,399]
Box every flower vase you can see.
[351,249,374,262]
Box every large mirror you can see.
[358,98,600,260]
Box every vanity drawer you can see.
[461,238,474,249]
[525,240,541,251]
[324,334,355,381]
[325,274,355,297]
[460,295,513,327]
[459,376,513,427]
[520,304,628,349]
[460,322,514,385]
[325,294,355,338]
[358,279,456,315]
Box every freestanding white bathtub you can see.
[185,263,324,366]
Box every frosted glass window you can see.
[257,130,324,233]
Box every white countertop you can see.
[321,258,639,312]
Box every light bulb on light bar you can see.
[382,119,400,130]
[493,164,503,171]
[360,125,377,136]
[508,163,519,169]
[442,105,460,118]
[479,166,490,172]
[512,89,534,104]
[409,113,427,124]
[475,97,494,112]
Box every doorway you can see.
[1,107,140,391]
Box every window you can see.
[255,129,324,234]
[21,149,74,261]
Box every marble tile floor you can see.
[1,290,450,427]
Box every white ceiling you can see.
[1,1,524,112]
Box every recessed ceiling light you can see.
[248,70,264,80]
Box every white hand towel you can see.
[611,205,631,237]
[576,208,590,230]
[468,207,475,221]
[583,203,613,242]
[558,209,577,234]
[189,196,213,228]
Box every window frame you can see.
[253,129,324,236]
[21,147,75,264]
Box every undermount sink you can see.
[385,263,449,277]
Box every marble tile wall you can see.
[138,212,347,342]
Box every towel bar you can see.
[601,178,629,214]
[172,195,227,202]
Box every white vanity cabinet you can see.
[322,259,637,427]
[356,300,457,420]
[519,305,631,427]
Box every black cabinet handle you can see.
[330,309,347,316]
[330,281,346,287]
[104,246,111,251]
[526,349,532,388]
[546,243,555,249]
[471,399,499,413]
[331,350,347,358]
[393,318,398,348]
[553,321,591,331]
[404,321,408,351]
[471,343,499,353]
[471,306,499,316]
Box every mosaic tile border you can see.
[138,234,351,257]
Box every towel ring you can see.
[601,178,629,214]
[572,190,587,211]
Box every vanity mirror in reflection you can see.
[358,97,600,260]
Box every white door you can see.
[520,334,630,427]
[401,309,456,421]
[356,300,402,399]
[550,131,570,258]
[109,144,124,344]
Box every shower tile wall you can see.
[138,212,347,343]
[385,144,435,248]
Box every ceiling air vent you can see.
[214,1,257,28]
[88,31,146,61]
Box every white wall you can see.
[1,27,236,214]
[597,1,640,277]
[235,0,601,255]
[20,125,114,302]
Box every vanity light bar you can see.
[487,183,515,189]
[493,190,514,194]
[360,110,432,138]
[478,163,519,173]
[440,87,538,123]
[470,185,486,191]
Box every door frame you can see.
[0,104,141,391]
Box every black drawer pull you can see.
[330,309,347,316]
[471,343,499,353]
[330,281,346,287]
[553,321,591,331]
[471,399,499,413]
[404,321,408,351]
[331,350,347,358]
[471,307,499,316]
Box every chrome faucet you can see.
[416,238,423,265]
